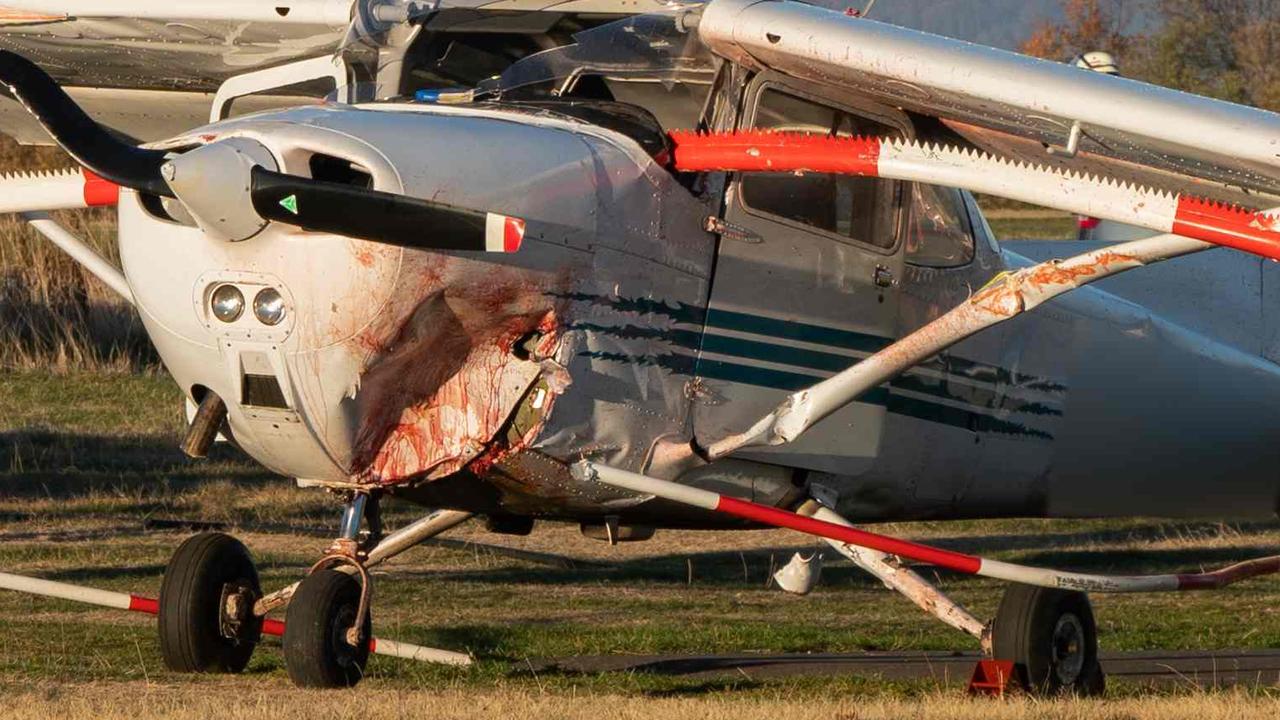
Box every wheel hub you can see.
[218,580,260,643]
[1051,612,1086,685]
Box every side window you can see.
[905,184,975,268]
[739,88,899,250]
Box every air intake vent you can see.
[242,374,288,408]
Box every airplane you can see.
[0,0,1279,697]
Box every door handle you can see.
[874,265,897,288]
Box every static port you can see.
[253,287,286,326]
[211,284,245,322]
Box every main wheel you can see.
[158,532,262,673]
[992,584,1104,696]
[283,568,372,688]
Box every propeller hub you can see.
[163,138,279,242]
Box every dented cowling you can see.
[120,102,715,489]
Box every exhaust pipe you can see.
[181,392,227,458]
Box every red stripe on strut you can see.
[504,217,526,253]
[1176,556,1280,590]
[81,168,120,207]
[1172,196,1280,262]
[128,595,158,615]
[713,495,983,575]
[127,594,286,637]
[668,130,882,176]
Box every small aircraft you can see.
[2,0,1280,696]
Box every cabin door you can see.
[693,75,907,476]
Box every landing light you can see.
[210,284,244,322]
[253,287,286,326]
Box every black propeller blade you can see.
[0,50,171,197]
[249,166,526,253]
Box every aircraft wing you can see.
[0,0,664,144]
[698,0,1280,206]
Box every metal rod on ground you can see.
[0,570,472,666]
[578,462,1280,593]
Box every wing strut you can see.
[576,462,1280,593]
[669,131,1280,264]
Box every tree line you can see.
[1021,0,1280,110]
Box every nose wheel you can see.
[158,532,262,673]
[283,568,372,687]
[281,491,378,688]
[992,584,1105,696]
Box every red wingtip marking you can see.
[667,130,882,176]
[504,217,526,253]
[81,168,120,207]
[1173,195,1280,262]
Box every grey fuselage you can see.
[126,87,1280,530]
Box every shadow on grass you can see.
[39,564,167,583]
[0,430,276,498]
[386,536,1280,591]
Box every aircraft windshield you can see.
[476,8,716,99]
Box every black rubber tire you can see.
[283,569,372,688]
[158,532,262,673]
[992,584,1104,696]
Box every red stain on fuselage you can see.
[345,253,572,486]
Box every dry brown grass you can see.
[4,683,1277,720]
[0,136,156,374]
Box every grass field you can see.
[1,369,1278,718]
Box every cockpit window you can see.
[739,88,899,250]
[905,184,975,268]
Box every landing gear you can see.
[158,532,262,673]
[282,491,376,688]
[283,568,372,687]
[993,584,1105,696]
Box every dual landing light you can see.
[211,284,286,326]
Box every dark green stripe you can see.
[706,308,891,354]
[701,333,858,373]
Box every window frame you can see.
[904,182,978,269]
[735,76,911,256]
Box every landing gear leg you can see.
[799,498,991,651]
[992,584,1105,696]
[283,492,376,688]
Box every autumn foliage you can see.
[1021,0,1280,110]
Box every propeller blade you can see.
[249,167,526,253]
